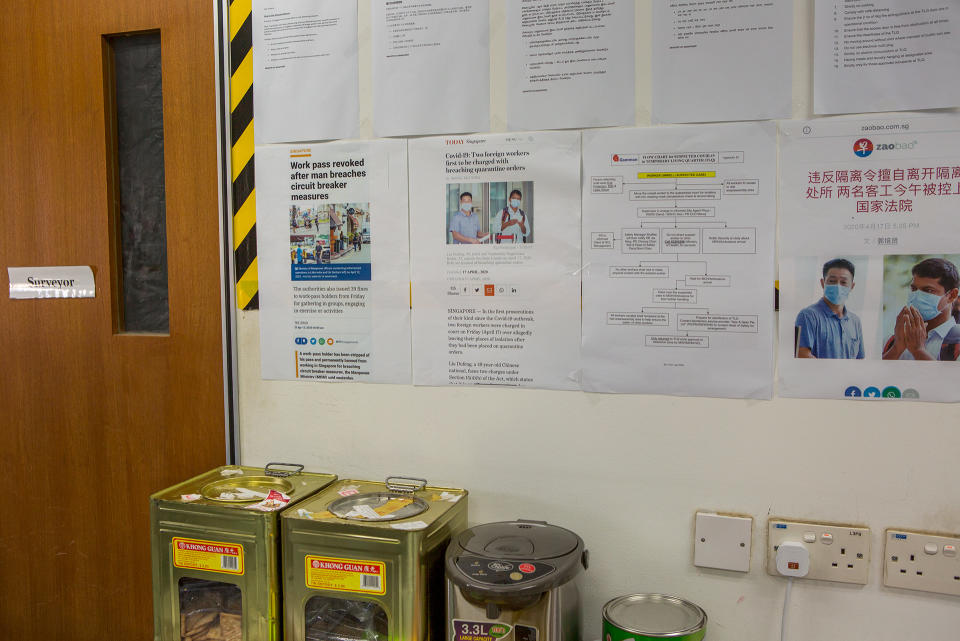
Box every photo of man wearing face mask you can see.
[449,192,483,244]
[795,258,864,359]
[496,189,527,244]
[882,257,960,361]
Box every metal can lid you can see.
[603,594,707,637]
[199,475,295,503]
[327,492,429,521]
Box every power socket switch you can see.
[884,529,960,597]
[694,512,752,572]
[767,519,871,585]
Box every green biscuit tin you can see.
[151,463,337,641]
[602,594,707,641]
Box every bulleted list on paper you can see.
[252,0,359,143]
[507,0,634,131]
[373,1,489,137]
[814,0,960,114]
[652,0,793,123]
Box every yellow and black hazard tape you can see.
[230,0,258,310]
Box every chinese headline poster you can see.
[779,115,960,401]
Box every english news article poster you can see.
[256,139,412,383]
[408,131,582,389]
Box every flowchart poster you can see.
[779,115,960,402]
[581,122,777,398]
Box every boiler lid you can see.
[458,520,580,560]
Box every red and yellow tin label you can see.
[171,537,244,575]
[305,555,386,595]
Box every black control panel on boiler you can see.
[455,556,555,585]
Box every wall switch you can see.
[694,512,752,572]
[883,529,960,597]
[767,519,870,585]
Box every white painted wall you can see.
[238,2,960,638]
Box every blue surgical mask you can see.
[460,202,472,213]
[510,199,521,209]
[824,284,850,306]
[908,289,943,321]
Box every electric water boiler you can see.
[445,520,588,641]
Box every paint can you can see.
[602,594,707,641]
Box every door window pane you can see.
[107,32,169,332]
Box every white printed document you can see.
[652,0,793,123]
[814,0,960,114]
[506,0,634,131]
[256,139,411,383]
[779,115,960,402]
[408,130,582,389]
[372,0,489,137]
[581,122,777,398]
[252,0,359,143]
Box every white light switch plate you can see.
[884,529,960,597]
[767,519,871,585]
[694,512,752,572]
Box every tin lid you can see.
[459,521,580,560]
[327,492,430,521]
[327,475,430,521]
[200,476,296,503]
[150,465,337,511]
[290,477,467,526]
[603,594,707,637]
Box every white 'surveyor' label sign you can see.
[8,266,95,299]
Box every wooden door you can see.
[0,1,226,639]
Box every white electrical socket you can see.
[694,512,752,572]
[767,519,871,585]
[883,529,960,597]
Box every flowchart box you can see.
[703,228,756,254]
[653,288,697,304]
[661,229,701,253]
[723,179,759,195]
[629,187,722,201]
[591,231,615,249]
[677,314,759,333]
[638,206,715,218]
[610,265,670,278]
[607,312,670,326]
[645,335,709,348]
[718,151,745,163]
[621,228,660,253]
[685,274,731,287]
[640,152,718,165]
[592,176,623,194]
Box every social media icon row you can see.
[844,385,919,399]
[447,284,521,297]
[294,337,335,346]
